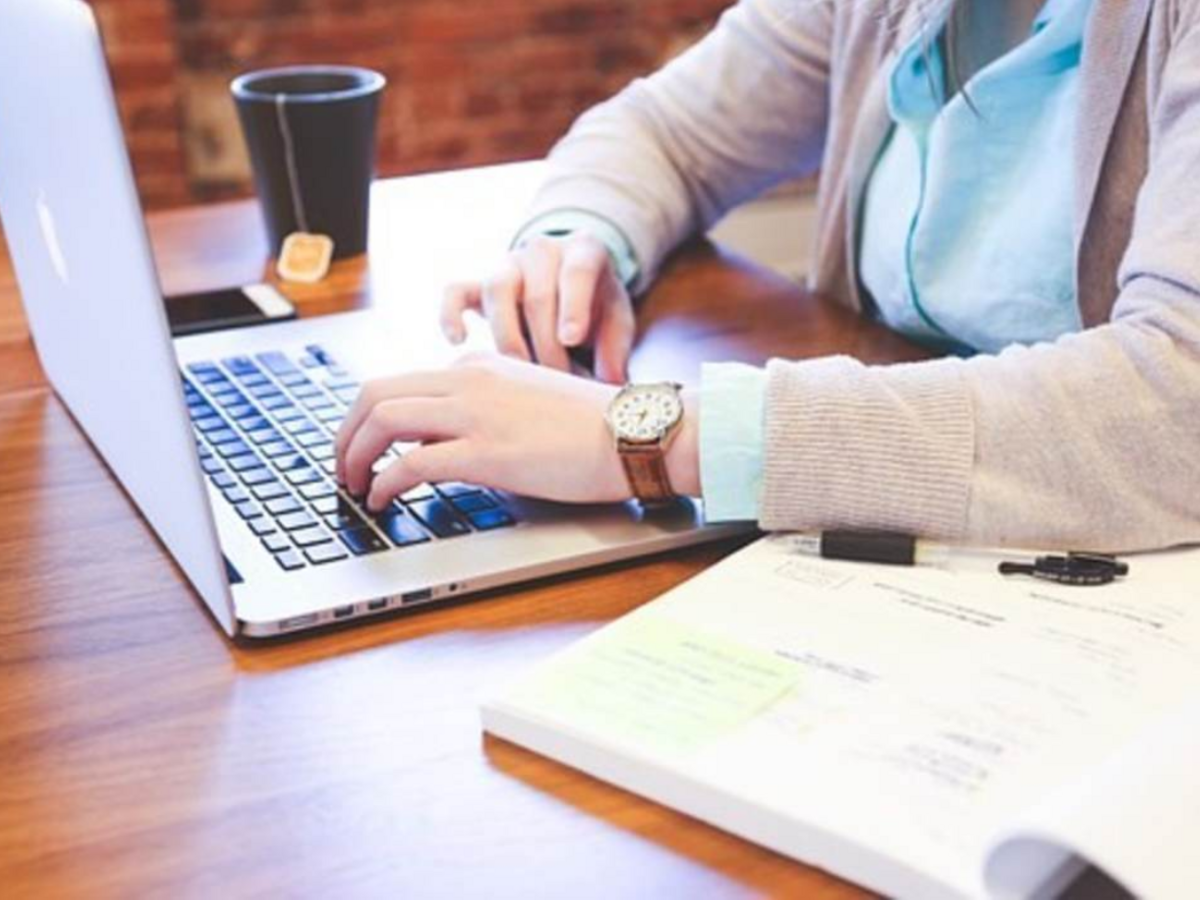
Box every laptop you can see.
[0,0,746,639]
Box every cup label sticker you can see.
[277,232,334,284]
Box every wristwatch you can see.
[605,382,685,505]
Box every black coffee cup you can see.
[232,66,386,260]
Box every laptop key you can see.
[407,498,470,538]
[300,482,337,501]
[222,355,259,376]
[248,517,276,536]
[214,440,251,459]
[291,526,333,547]
[227,403,257,421]
[272,454,310,472]
[259,394,292,411]
[211,471,237,490]
[207,427,237,445]
[247,427,282,444]
[234,500,262,520]
[305,542,349,565]
[212,390,247,408]
[310,495,341,515]
[222,486,250,504]
[260,440,296,458]
[238,372,270,388]
[227,452,265,472]
[238,415,271,432]
[251,480,290,501]
[247,383,281,399]
[450,492,497,514]
[256,351,298,376]
[275,549,306,571]
[282,418,316,436]
[297,431,331,449]
[200,456,224,475]
[264,496,303,516]
[278,510,318,531]
[239,467,276,486]
[323,503,367,531]
[285,467,322,486]
[375,508,430,547]
[309,443,336,461]
[193,414,225,432]
[468,508,517,531]
[339,527,388,556]
[262,533,292,553]
[300,394,334,411]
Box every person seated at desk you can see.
[335,0,1200,552]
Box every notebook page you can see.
[985,695,1200,900]
[486,537,1200,898]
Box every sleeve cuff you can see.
[511,208,642,291]
[699,362,768,522]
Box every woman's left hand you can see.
[335,354,696,513]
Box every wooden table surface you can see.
[0,164,931,899]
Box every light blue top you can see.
[537,0,1094,521]
[860,0,1092,356]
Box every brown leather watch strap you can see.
[618,440,676,505]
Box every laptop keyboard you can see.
[182,344,518,573]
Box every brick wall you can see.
[88,0,731,210]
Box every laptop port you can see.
[279,613,319,632]
[401,588,434,605]
[333,605,354,619]
[367,598,388,611]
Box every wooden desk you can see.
[0,165,929,898]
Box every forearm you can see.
[525,0,833,294]
[758,283,1200,551]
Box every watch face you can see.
[609,384,683,442]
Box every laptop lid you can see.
[0,0,237,634]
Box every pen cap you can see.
[821,531,918,566]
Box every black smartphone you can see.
[166,284,297,337]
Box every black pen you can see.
[783,531,950,567]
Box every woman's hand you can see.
[335,354,700,514]
[440,233,636,384]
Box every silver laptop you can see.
[0,0,745,638]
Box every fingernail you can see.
[559,323,580,345]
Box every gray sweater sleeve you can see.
[762,12,1200,552]
[523,0,834,294]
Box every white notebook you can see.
[482,535,1200,899]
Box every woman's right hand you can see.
[440,232,636,384]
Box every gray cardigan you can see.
[525,0,1200,552]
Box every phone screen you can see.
[166,284,296,337]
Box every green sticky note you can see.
[510,613,802,755]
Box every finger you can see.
[593,275,636,384]
[557,237,610,347]
[342,398,465,497]
[335,371,457,483]
[367,441,468,513]
[440,282,482,344]
[518,242,571,371]
[482,260,532,362]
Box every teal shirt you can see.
[861,0,1092,355]
[536,0,1094,521]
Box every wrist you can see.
[664,388,700,497]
